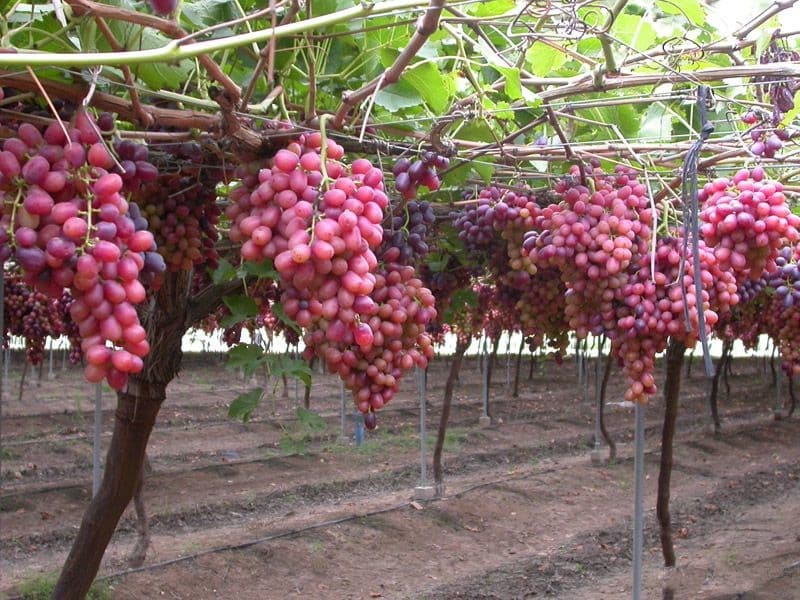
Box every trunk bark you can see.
[433,337,468,486]
[787,373,796,418]
[707,340,731,434]
[303,357,314,409]
[128,458,151,568]
[53,270,194,598]
[53,380,164,598]
[511,338,524,398]
[485,335,501,418]
[598,352,616,461]
[657,339,686,568]
[527,350,536,381]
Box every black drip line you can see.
[679,85,715,377]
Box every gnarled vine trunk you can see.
[433,337,469,488]
[511,338,524,398]
[53,271,200,598]
[707,339,732,434]
[598,351,616,461]
[656,339,686,568]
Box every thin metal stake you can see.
[418,367,427,486]
[92,383,102,497]
[48,338,54,379]
[632,402,646,600]
[775,357,783,416]
[339,379,346,440]
[481,338,489,418]
[594,340,602,453]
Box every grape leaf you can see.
[221,295,259,327]
[228,388,263,423]
[272,302,301,335]
[226,344,264,377]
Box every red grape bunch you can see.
[0,111,163,389]
[3,270,68,364]
[392,151,449,199]
[226,133,436,426]
[699,166,800,282]
[133,142,222,275]
[380,199,436,266]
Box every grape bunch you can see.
[742,32,800,157]
[699,167,800,282]
[0,111,163,389]
[3,271,68,364]
[392,152,449,199]
[764,246,800,309]
[133,143,222,274]
[380,199,436,265]
[226,134,436,425]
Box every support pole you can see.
[591,339,604,465]
[92,383,102,497]
[339,379,347,442]
[479,337,491,427]
[774,354,784,420]
[415,367,435,500]
[632,402,646,600]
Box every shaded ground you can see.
[1,352,797,599]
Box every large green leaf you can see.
[226,344,264,377]
[402,62,452,113]
[228,388,263,423]
[374,79,422,111]
[525,42,567,78]
[656,0,705,26]
[613,13,657,54]
[221,295,259,327]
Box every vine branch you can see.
[333,0,446,128]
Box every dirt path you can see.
[1,355,794,598]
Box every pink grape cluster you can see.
[392,152,448,199]
[3,271,70,364]
[699,167,800,282]
[227,134,436,425]
[608,236,738,402]
[0,111,161,389]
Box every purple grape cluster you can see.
[380,200,436,265]
[392,152,448,199]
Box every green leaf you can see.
[240,260,278,280]
[403,62,451,113]
[296,407,326,431]
[272,302,301,335]
[226,344,264,377]
[228,389,263,423]
[656,0,705,26]
[613,13,657,53]
[496,66,521,100]
[211,258,238,284]
[525,42,567,78]
[444,287,478,322]
[374,79,421,111]
[221,295,259,327]
[181,0,235,28]
[640,103,673,140]
[465,0,515,17]
[266,354,313,387]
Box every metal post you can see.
[92,383,102,497]
[505,336,512,390]
[775,356,783,419]
[592,340,603,465]
[47,338,54,379]
[0,269,4,407]
[632,402,646,600]
[414,367,436,499]
[354,409,365,447]
[339,379,346,442]
[479,337,491,427]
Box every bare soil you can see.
[1,352,798,599]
